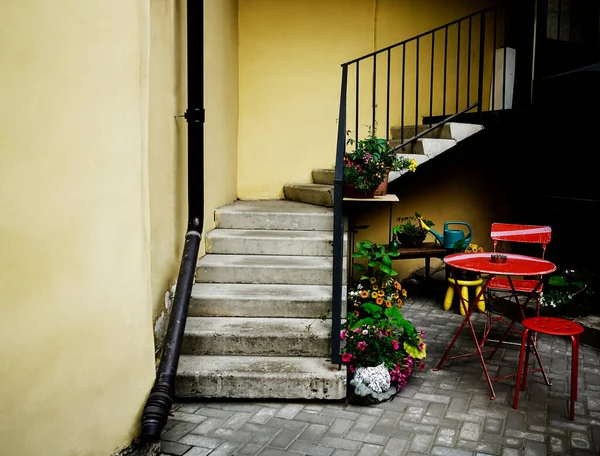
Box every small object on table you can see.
[490,253,507,264]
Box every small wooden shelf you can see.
[343,194,399,203]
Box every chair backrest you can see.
[490,223,552,258]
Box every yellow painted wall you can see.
[202,0,240,255]
[0,1,176,454]
[148,0,188,349]
[238,0,508,199]
[238,0,374,199]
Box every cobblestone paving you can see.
[160,296,600,455]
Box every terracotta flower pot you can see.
[374,168,391,196]
[343,184,376,199]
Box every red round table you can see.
[434,252,557,399]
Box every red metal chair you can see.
[481,224,553,385]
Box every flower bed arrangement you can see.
[342,240,426,401]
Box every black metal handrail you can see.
[343,5,499,66]
[331,5,509,365]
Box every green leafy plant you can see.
[352,240,400,277]
[541,269,596,317]
[342,239,426,390]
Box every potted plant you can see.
[342,152,386,198]
[346,130,418,196]
[391,212,434,248]
[342,239,426,403]
[540,269,596,318]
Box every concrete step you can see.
[283,183,334,207]
[215,199,333,231]
[189,283,339,318]
[388,138,456,155]
[181,317,331,356]
[176,355,347,400]
[205,229,337,256]
[441,122,484,141]
[196,254,337,285]
[389,122,483,141]
[312,168,334,185]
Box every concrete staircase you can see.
[176,199,347,400]
[283,122,483,207]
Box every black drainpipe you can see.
[140,0,204,443]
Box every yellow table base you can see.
[444,277,486,316]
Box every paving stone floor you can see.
[160,294,600,456]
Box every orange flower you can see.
[402,289,407,297]
[385,300,392,307]
[376,297,384,305]
[394,281,401,290]
[369,277,377,284]
[360,291,369,298]
[371,292,378,299]
[397,298,403,307]
[377,290,385,297]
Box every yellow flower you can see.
[377,290,385,297]
[369,277,377,284]
[371,291,378,299]
[402,289,407,297]
[372,285,379,291]
[392,292,399,299]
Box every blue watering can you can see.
[419,217,472,250]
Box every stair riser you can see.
[206,236,336,256]
[175,372,347,400]
[312,169,334,185]
[181,333,331,357]
[197,265,336,285]
[188,297,333,318]
[388,140,425,154]
[216,212,333,231]
[283,186,334,207]
[390,125,442,140]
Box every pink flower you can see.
[420,329,425,338]
[392,340,399,350]
[357,341,367,351]
[341,353,353,363]
[340,330,347,340]
[353,328,361,333]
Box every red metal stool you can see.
[513,317,584,421]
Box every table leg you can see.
[434,276,498,399]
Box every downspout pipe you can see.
[140,0,204,443]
